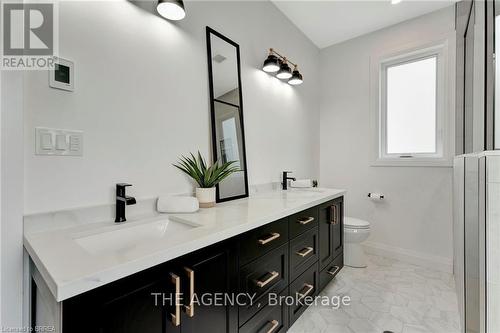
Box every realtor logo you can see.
[1,1,58,69]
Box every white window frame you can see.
[370,37,454,167]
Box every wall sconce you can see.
[262,48,303,85]
[157,0,186,21]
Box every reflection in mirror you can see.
[207,27,248,202]
[211,35,240,106]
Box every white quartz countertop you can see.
[24,188,345,302]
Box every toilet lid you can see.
[344,217,370,229]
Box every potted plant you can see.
[173,152,239,208]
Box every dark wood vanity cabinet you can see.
[237,198,343,332]
[63,242,238,333]
[60,196,344,333]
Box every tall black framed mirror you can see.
[206,27,249,202]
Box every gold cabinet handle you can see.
[258,232,280,245]
[295,246,313,258]
[327,265,340,276]
[296,283,314,301]
[266,320,279,333]
[329,205,337,225]
[184,267,195,318]
[169,273,181,327]
[255,271,279,288]
[298,216,314,225]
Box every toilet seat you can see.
[344,217,370,229]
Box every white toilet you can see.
[344,217,371,268]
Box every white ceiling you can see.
[272,0,457,49]
[210,35,239,98]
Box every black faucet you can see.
[115,183,136,223]
[282,171,296,190]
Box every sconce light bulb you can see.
[157,0,186,20]
[262,54,280,73]
[276,59,292,80]
[288,67,303,85]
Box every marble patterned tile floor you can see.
[288,255,460,333]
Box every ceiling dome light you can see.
[391,0,402,4]
[276,58,292,80]
[262,54,280,73]
[288,66,303,85]
[157,0,186,21]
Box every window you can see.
[373,42,450,166]
[386,56,437,155]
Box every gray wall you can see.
[319,6,456,270]
[23,1,320,214]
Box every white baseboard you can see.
[362,241,453,273]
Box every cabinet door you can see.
[331,198,343,259]
[63,265,179,333]
[181,242,238,333]
[318,197,343,270]
[99,277,179,333]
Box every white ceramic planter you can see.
[196,187,216,208]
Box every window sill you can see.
[371,158,453,168]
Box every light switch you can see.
[41,133,53,150]
[35,127,83,156]
[36,128,55,155]
[55,134,68,151]
[69,135,81,152]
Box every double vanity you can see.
[25,188,345,333]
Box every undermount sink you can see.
[291,188,325,193]
[285,188,326,197]
[74,217,197,255]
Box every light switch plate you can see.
[36,127,83,156]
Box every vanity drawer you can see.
[289,207,318,239]
[289,262,318,326]
[239,218,289,266]
[319,253,343,292]
[289,227,319,280]
[239,244,289,325]
[239,290,288,333]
